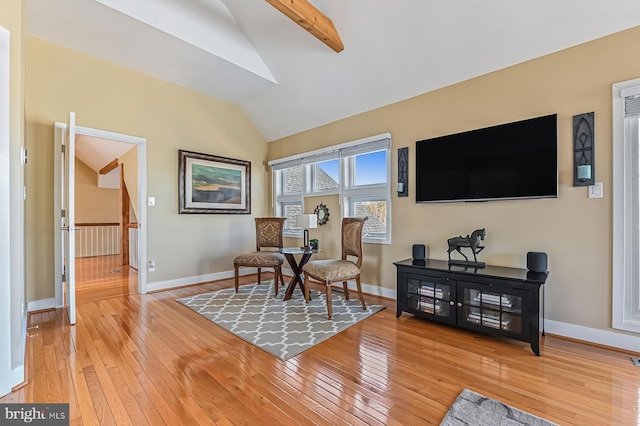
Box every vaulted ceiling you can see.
[27,0,640,142]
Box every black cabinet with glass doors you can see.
[395,258,548,355]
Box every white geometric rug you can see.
[440,389,558,426]
[176,282,385,360]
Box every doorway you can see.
[54,121,147,319]
[74,139,138,302]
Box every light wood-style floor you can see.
[75,255,138,302]
[3,267,640,425]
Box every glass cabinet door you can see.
[405,274,455,325]
[458,281,529,337]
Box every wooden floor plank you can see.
[5,257,640,424]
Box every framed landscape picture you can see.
[178,149,251,214]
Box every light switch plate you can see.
[148,196,155,206]
[588,182,603,199]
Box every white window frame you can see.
[612,77,640,333]
[270,133,392,243]
[341,150,392,244]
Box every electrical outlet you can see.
[148,260,156,271]
[148,196,156,207]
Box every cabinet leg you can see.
[531,340,541,356]
[396,310,402,318]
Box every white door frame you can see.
[53,123,148,306]
[0,24,13,396]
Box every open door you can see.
[61,112,76,325]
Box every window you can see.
[270,133,391,243]
[612,78,640,333]
[349,198,389,240]
[283,165,302,194]
[274,164,303,234]
[351,150,387,186]
[310,159,339,192]
[342,146,391,243]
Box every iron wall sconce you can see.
[573,112,595,187]
[397,147,408,197]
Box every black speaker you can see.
[412,244,426,261]
[527,251,548,273]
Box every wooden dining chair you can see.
[233,217,286,294]
[302,217,368,319]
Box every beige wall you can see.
[75,159,119,223]
[25,37,269,301]
[120,146,138,220]
[270,26,640,334]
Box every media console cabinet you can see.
[394,258,548,355]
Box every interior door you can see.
[61,112,76,325]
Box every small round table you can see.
[279,248,321,301]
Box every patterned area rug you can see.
[440,389,557,426]
[176,282,385,360]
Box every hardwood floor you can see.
[4,274,640,425]
[75,255,138,302]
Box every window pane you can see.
[354,200,387,235]
[283,203,303,231]
[283,166,302,193]
[354,150,387,185]
[314,160,339,191]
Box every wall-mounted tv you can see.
[415,114,558,203]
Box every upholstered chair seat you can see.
[234,217,286,294]
[233,252,284,267]
[301,260,359,282]
[302,217,368,319]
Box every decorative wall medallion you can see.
[314,203,330,225]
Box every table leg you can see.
[283,252,312,301]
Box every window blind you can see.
[622,85,640,117]
[625,95,640,118]
[270,158,301,171]
[301,150,340,165]
[269,132,391,170]
[339,138,390,158]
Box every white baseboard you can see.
[145,268,257,293]
[544,320,640,353]
[360,282,396,299]
[27,298,56,312]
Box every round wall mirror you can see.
[314,203,330,225]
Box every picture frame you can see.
[178,149,251,214]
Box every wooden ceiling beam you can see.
[265,0,344,53]
[99,158,119,175]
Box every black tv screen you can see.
[415,114,558,203]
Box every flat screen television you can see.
[415,114,558,203]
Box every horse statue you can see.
[447,228,486,266]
